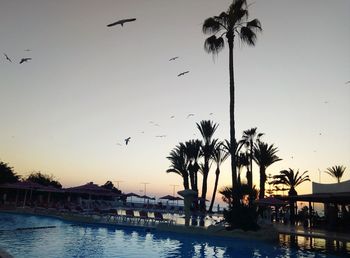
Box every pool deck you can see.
[274,223,350,242]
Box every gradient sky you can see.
[1,0,349,202]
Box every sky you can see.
[1,0,349,203]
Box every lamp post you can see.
[170,184,179,205]
[140,182,150,203]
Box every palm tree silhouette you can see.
[197,120,218,211]
[208,142,229,213]
[166,144,189,189]
[202,0,262,192]
[271,168,310,196]
[271,168,309,225]
[241,128,264,189]
[183,139,202,192]
[253,141,281,199]
[324,165,347,183]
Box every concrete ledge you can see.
[156,223,279,242]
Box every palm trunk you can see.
[208,168,220,213]
[259,166,266,199]
[228,35,237,200]
[249,140,253,189]
[200,158,209,211]
[183,175,189,190]
[188,164,195,190]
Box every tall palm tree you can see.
[197,120,218,211]
[202,0,262,193]
[324,165,347,183]
[184,139,202,192]
[166,144,189,189]
[208,142,230,212]
[241,128,264,189]
[236,152,250,185]
[271,169,310,196]
[253,141,282,199]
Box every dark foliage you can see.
[101,180,122,194]
[0,161,20,184]
[27,172,62,188]
[223,204,259,231]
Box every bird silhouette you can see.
[156,135,166,138]
[169,57,179,61]
[19,58,32,64]
[24,49,31,52]
[177,71,189,77]
[107,18,136,27]
[209,113,213,116]
[125,137,131,145]
[4,53,12,62]
[186,113,195,118]
[170,115,175,119]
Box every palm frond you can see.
[246,18,262,31]
[239,26,257,46]
[204,35,225,55]
[202,17,222,34]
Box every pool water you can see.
[0,212,342,257]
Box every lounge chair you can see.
[153,212,172,224]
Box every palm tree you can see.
[184,139,202,192]
[0,161,20,184]
[166,144,189,189]
[271,169,310,196]
[236,152,250,185]
[271,168,310,225]
[324,165,347,183]
[202,0,262,192]
[241,128,264,189]
[197,120,218,211]
[253,141,282,199]
[208,142,230,212]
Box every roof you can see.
[279,192,350,204]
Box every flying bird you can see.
[24,49,31,52]
[19,58,32,64]
[107,18,136,27]
[169,57,179,61]
[209,113,213,116]
[170,115,175,119]
[186,113,195,118]
[177,71,189,77]
[156,135,166,138]
[125,137,131,145]
[3,53,12,62]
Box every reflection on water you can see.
[279,234,350,256]
[0,212,348,257]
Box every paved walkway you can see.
[274,223,350,242]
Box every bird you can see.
[170,115,175,119]
[19,58,32,64]
[107,18,136,27]
[177,71,189,77]
[156,135,166,138]
[125,137,131,145]
[186,113,195,118]
[169,57,179,61]
[24,49,31,52]
[3,53,11,62]
[209,113,213,116]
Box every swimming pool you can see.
[0,212,343,257]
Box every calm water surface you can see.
[0,212,345,258]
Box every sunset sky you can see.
[1,0,349,202]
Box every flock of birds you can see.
[3,51,32,64]
[117,112,215,146]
